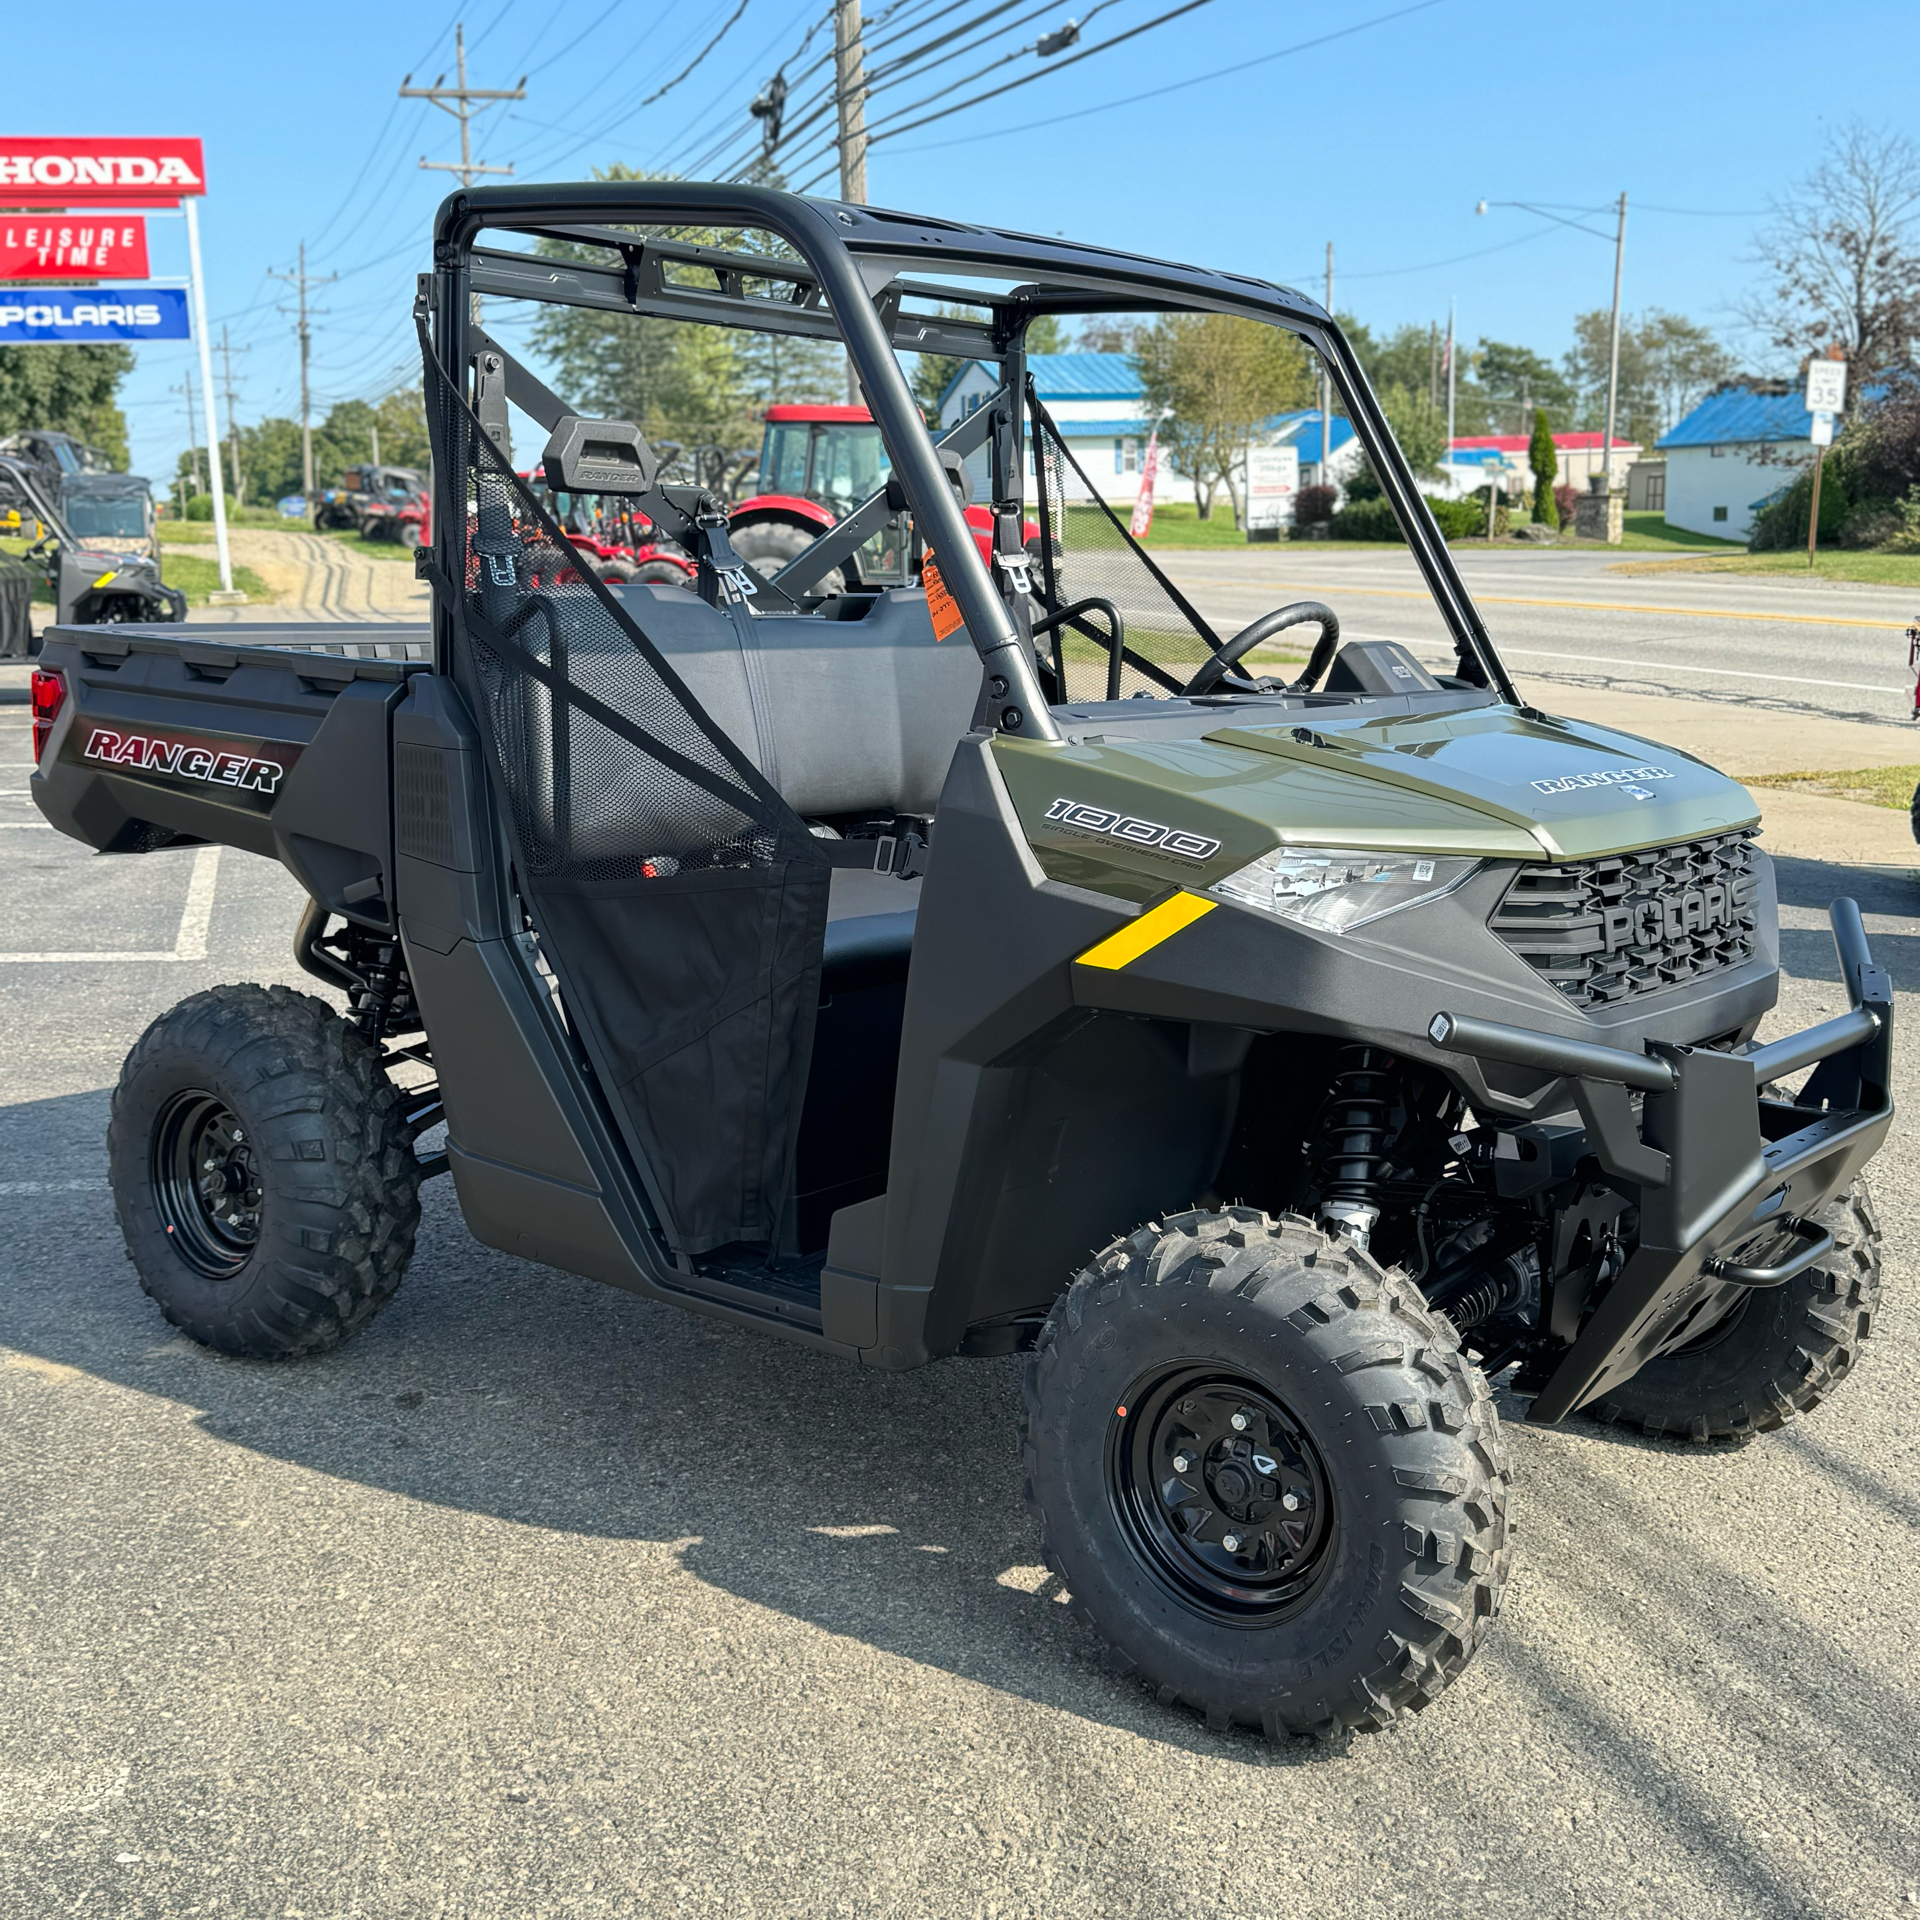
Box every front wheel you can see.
[1023,1208,1511,1738]
[108,985,422,1358]
[1587,1183,1880,1443]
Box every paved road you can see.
[5,632,1920,1917]
[1162,548,1920,732]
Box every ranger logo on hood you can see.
[1530,763,1673,799]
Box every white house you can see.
[938,357,1363,516]
[940,353,1172,510]
[1656,386,1832,541]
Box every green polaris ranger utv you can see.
[29,183,1891,1740]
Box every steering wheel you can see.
[1181,601,1340,697]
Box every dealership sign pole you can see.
[0,137,235,598]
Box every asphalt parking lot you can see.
[4,603,1920,1917]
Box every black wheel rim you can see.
[1107,1365,1335,1626]
[151,1090,263,1279]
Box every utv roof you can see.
[436,180,1331,332]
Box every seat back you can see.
[614,585,981,817]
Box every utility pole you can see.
[175,371,204,499]
[1445,299,1456,478]
[834,0,870,405]
[269,242,337,500]
[1600,191,1627,498]
[1321,242,1334,493]
[216,324,249,506]
[834,1,869,204]
[403,24,526,187]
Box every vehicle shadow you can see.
[8,1083,1919,1876]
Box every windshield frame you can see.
[436,183,1523,731]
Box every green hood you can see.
[994,703,1759,904]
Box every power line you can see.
[642,0,756,107]
[267,243,339,498]
[885,0,1445,152]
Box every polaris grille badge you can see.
[1530,763,1673,798]
[1044,796,1221,862]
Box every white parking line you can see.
[0,844,221,962]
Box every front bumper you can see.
[1431,900,1893,1421]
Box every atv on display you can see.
[0,453,184,635]
[30,183,1892,1740]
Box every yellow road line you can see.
[1075,891,1217,971]
[1228,579,1908,631]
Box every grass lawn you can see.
[1619,547,1920,587]
[160,551,275,606]
[157,506,291,541]
[1744,765,1920,810]
[1612,512,1746,552]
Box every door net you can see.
[1026,384,1222,702]
[422,331,830,1257]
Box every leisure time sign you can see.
[0,138,205,204]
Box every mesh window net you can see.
[1026,384,1223,702]
[422,328,829,1257]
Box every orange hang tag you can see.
[920,554,965,641]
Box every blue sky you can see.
[8,0,1915,485]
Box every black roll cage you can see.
[428,181,1523,731]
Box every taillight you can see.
[30,667,65,763]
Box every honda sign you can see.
[0,138,205,204]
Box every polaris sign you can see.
[0,290,190,343]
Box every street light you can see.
[1477,196,1630,510]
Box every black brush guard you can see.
[1429,899,1893,1421]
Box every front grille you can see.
[1490,829,1759,1007]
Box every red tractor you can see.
[728,403,1013,585]
[524,468,697,589]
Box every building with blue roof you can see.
[1654,383,1873,541]
[939,355,1364,516]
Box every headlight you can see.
[1212,846,1479,934]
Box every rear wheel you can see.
[1022,1208,1510,1738]
[729,517,855,590]
[630,559,695,589]
[1588,1182,1880,1443]
[109,985,421,1358]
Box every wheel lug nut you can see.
[1222,1533,1242,1552]
[1230,1410,1251,1432]
[1172,1452,1193,1474]
[1282,1491,1303,1512]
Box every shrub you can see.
[1293,482,1338,526]
[1424,495,1483,539]
[185,493,214,521]
[1747,461,1847,550]
[1329,496,1401,540]
[1553,483,1581,525]
[1528,408,1559,527]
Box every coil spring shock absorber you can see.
[1310,1046,1399,1248]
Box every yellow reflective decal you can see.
[91,570,118,589]
[1075,891,1217,971]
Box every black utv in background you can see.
[0,454,182,649]
[29,182,1891,1741]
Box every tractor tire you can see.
[1022,1208,1510,1739]
[595,560,637,585]
[108,984,422,1360]
[631,559,695,590]
[729,518,854,590]
[1587,1182,1880,1443]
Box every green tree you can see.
[1528,406,1559,527]
[1378,382,1448,481]
[1135,314,1315,520]
[0,343,134,467]
[1470,341,1575,434]
[1565,309,1733,447]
